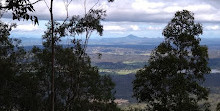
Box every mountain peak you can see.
[125,34,138,38]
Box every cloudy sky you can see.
[2,0,220,38]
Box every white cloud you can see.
[197,14,219,22]
[1,0,6,6]
[185,4,213,12]
[104,25,125,31]
[32,0,85,19]
[109,31,125,34]
[130,25,139,31]
[163,3,215,14]
[13,24,41,32]
[132,0,164,14]
[147,26,162,30]
[163,6,182,13]
[205,25,220,30]
[2,0,220,23]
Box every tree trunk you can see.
[49,0,55,111]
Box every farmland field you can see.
[87,44,220,109]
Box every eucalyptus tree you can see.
[28,21,120,110]
[133,10,210,111]
[46,0,114,110]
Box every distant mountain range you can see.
[17,34,220,46]
[88,34,163,45]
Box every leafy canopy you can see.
[0,0,39,24]
[133,10,210,111]
[27,21,119,110]
[0,19,38,110]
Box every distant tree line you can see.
[96,62,145,70]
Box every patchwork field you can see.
[87,44,220,109]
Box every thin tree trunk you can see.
[49,0,55,111]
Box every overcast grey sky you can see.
[2,0,220,38]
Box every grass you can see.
[123,61,138,64]
[99,69,140,75]
[98,61,146,75]
[116,69,139,75]
[140,53,151,56]
[119,103,146,111]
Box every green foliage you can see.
[0,0,120,110]
[29,39,119,110]
[0,20,17,110]
[0,0,38,24]
[0,9,120,110]
[133,10,210,111]
[0,19,41,110]
[60,9,107,42]
[17,20,120,110]
[217,103,220,111]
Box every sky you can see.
[1,0,220,39]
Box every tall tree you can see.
[133,10,210,111]
[49,0,55,110]
[28,22,120,110]
[46,0,114,110]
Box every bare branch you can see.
[89,0,100,12]
[31,0,43,5]
[84,0,87,15]
[0,0,43,9]
[44,0,50,10]
[67,0,73,6]
[61,0,73,26]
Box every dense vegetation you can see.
[133,10,211,111]
[0,19,121,111]
[0,0,121,110]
